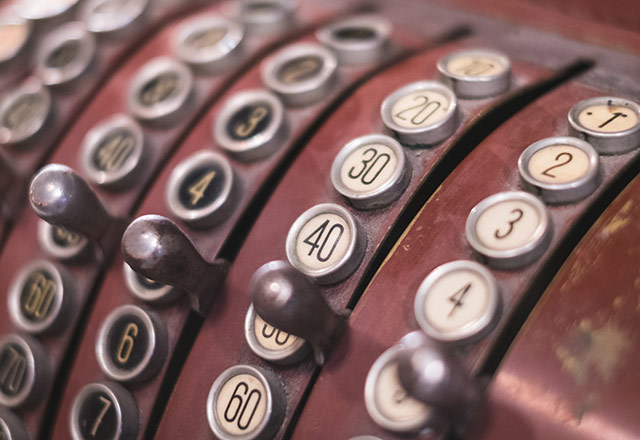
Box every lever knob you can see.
[250,261,348,365]
[29,164,124,259]
[121,215,229,315]
[397,331,481,433]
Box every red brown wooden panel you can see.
[291,80,639,439]
[47,20,428,440]
[153,40,557,440]
[469,174,640,440]
[0,4,348,439]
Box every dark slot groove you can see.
[478,154,640,378]
[284,59,594,439]
[143,27,470,440]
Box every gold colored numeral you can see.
[234,106,268,138]
[115,322,139,364]
[187,170,216,206]
[23,273,56,319]
[90,395,112,437]
[0,347,26,393]
[280,59,319,83]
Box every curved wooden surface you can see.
[470,173,640,440]
[291,77,640,439]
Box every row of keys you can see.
[362,95,640,435]
[54,11,415,440]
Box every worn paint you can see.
[555,320,631,387]
[599,200,634,237]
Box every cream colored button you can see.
[437,48,511,98]
[519,137,599,203]
[0,15,31,66]
[381,81,458,146]
[466,191,551,269]
[568,97,640,154]
[286,204,365,284]
[331,134,410,209]
[414,261,499,343]
[364,345,432,433]
[81,0,148,35]
[244,304,308,364]
[207,365,285,440]
[17,0,78,21]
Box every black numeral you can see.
[494,208,524,239]
[302,220,345,262]
[541,152,573,178]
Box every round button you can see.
[0,78,51,146]
[0,408,29,440]
[261,43,338,107]
[8,260,74,334]
[127,57,193,125]
[286,203,366,284]
[437,48,511,99]
[331,134,410,209]
[381,81,458,146]
[206,365,286,440]
[38,220,89,261]
[466,191,552,269]
[231,0,296,35]
[70,381,138,440]
[518,136,600,203]
[316,14,391,65]
[214,89,287,161]
[364,344,433,433]
[172,14,244,72]
[81,0,148,36]
[81,114,145,188]
[16,0,79,21]
[123,263,180,304]
[414,260,500,344]
[244,304,308,365]
[96,305,168,382]
[166,150,236,228]
[568,96,640,154]
[0,334,51,408]
[0,14,32,68]
[35,22,96,87]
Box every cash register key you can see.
[397,331,482,435]
[96,305,168,382]
[166,151,237,227]
[0,408,29,440]
[35,22,96,88]
[0,78,52,147]
[0,334,51,408]
[261,42,338,107]
[231,0,297,35]
[316,14,392,65]
[127,57,194,126]
[8,260,75,335]
[437,48,511,99]
[38,221,89,261]
[518,136,600,204]
[285,203,366,284]
[206,365,286,440]
[364,336,437,434]
[465,191,552,269]
[0,14,32,69]
[381,80,458,146]
[81,0,149,36]
[250,260,348,365]
[29,164,126,260]
[414,260,500,344]
[16,0,79,21]
[331,134,410,209]
[121,214,230,315]
[214,89,288,161]
[172,14,245,73]
[123,263,180,304]
[81,114,146,189]
[568,96,640,155]
[244,303,309,365]
[70,382,138,440]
